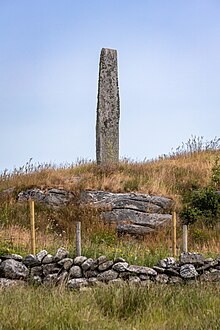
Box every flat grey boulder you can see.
[180,252,204,266]
[0,254,23,261]
[97,269,118,282]
[18,188,75,207]
[103,210,171,227]
[81,191,173,212]
[117,224,155,236]
[16,189,173,236]
[127,265,157,276]
[0,259,28,280]
[98,261,113,272]
[112,262,129,272]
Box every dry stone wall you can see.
[0,249,219,289]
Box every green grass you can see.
[0,284,219,330]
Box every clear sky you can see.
[1,0,220,171]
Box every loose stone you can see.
[180,264,198,279]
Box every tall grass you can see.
[0,284,219,330]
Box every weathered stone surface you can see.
[97,269,118,282]
[36,250,48,263]
[180,252,204,266]
[58,258,73,270]
[0,259,28,279]
[157,257,176,269]
[16,188,173,236]
[54,248,69,261]
[127,265,157,276]
[42,254,54,264]
[117,224,155,236]
[180,264,198,279]
[139,274,150,281]
[17,188,75,207]
[67,278,88,289]
[23,254,40,267]
[69,266,82,279]
[0,278,26,288]
[0,250,219,287]
[90,260,99,271]
[197,261,218,272]
[155,274,169,284]
[96,48,120,165]
[81,191,173,212]
[128,276,141,284]
[97,255,108,265]
[84,270,99,278]
[42,264,60,276]
[112,262,129,272]
[1,254,23,261]
[98,261,113,272]
[200,270,220,282]
[74,256,87,266]
[30,266,43,277]
[104,210,171,227]
[81,258,94,271]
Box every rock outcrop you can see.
[17,189,174,236]
[0,250,219,288]
[81,190,173,235]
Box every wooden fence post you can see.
[76,221,81,256]
[183,224,188,253]
[172,211,177,257]
[29,199,36,255]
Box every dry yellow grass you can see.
[0,147,219,258]
[1,150,219,197]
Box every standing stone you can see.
[96,48,120,164]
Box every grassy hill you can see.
[0,138,220,330]
[0,137,220,260]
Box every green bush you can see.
[180,188,220,227]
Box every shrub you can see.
[180,188,220,227]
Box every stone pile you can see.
[0,249,219,289]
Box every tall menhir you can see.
[96,48,120,164]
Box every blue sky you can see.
[1,0,220,171]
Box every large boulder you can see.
[0,259,28,280]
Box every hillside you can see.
[0,139,220,260]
